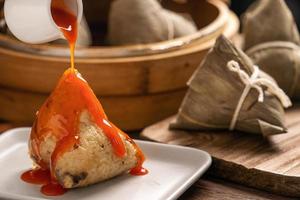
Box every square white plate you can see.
[0,128,211,200]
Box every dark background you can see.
[230,0,300,29]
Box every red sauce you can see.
[21,168,66,196]
[116,126,148,176]
[21,168,50,185]
[50,0,78,71]
[41,182,67,196]
[21,0,147,196]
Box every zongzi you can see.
[27,69,146,190]
[247,42,300,99]
[108,0,197,45]
[170,35,291,136]
[242,0,300,50]
[242,0,300,100]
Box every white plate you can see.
[0,128,211,200]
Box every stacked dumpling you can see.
[242,0,300,100]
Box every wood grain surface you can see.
[179,177,294,200]
[0,41,204,96]
[141,105,300,197]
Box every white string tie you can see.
[227,60,292,131]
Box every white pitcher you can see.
[4,0,83,44]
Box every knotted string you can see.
[227,60,292,131]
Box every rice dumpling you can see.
[242,0,300,50]
[242,0,300,100]
[247,42,300,99]
[108,0,197,45]
[170,35,291,136]
[27,69,146,189]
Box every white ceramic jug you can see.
[4,0,83,44]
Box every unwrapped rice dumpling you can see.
[28,69,146,189]
[242,0,300,100]
[108,0,197,45]
[170,36,291,136]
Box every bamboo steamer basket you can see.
[0,0,239,130]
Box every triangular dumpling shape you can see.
[108,0,197,45]
[170,36,291,136]
[243,0,300,100]
[242,0,300,50]
[29,69,146,188]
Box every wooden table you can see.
[0,124,296,200]
[179,176,295,200]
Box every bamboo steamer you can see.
[0,0,239,130]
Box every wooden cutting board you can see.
[141,105,300,197]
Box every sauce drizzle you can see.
[21,0,147,196]
[51,0,78,71]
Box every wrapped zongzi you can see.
[242,0,300,50]
[242,0,300,100]
[108,0,197,45]
[170,36,291,136]
[247,42,300,99]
